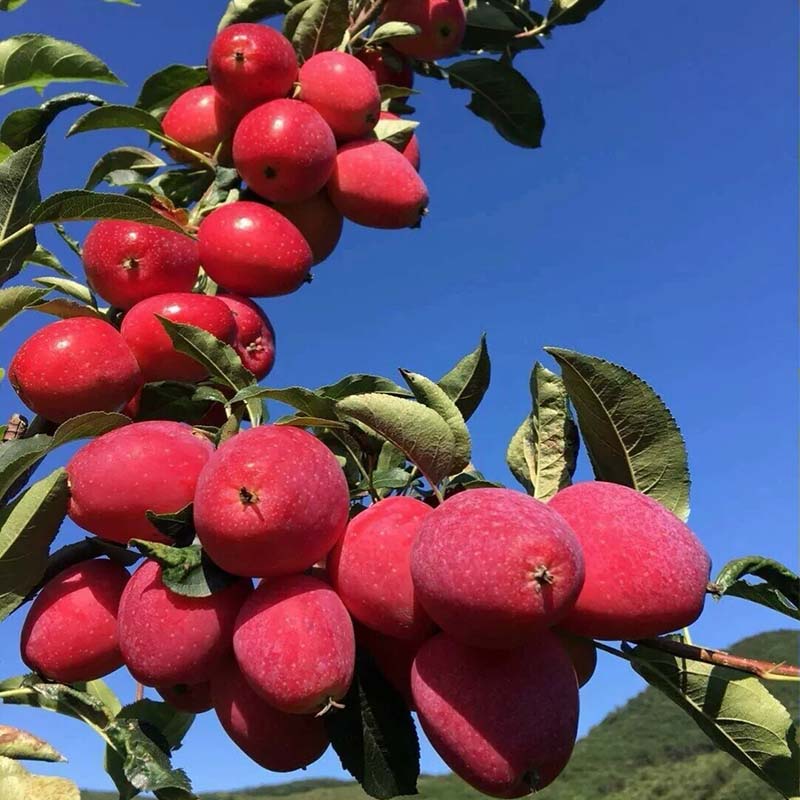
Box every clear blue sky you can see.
[0,0,796,793]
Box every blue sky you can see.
[0,0,796,793]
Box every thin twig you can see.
[346,0,387,43]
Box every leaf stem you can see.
[150,132,215,170]
[0,688,36,700]
[0,222,34,251]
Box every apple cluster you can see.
[7,3,469,422]
[18,411,710,795]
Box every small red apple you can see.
[217,294,275,379]
[67,420,214,545]
[357,47,414,88]
[207,23,297,112]
[274,191,343,266]
[233,574,355,714]
[298,51,381,141]
[161,86,238,164]
[328,140,429,229]
[21,559,129,683]
[120,292,237,382]
[198,201,312,297]
[380,0,467,61]
[194,425,349,578]
[118,559,252,687]
[212,658,329,770]
[232,99,337,203]
[9,318,142,423]
[82,220,199,309]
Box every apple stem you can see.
[135,682,144,702]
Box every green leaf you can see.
[144,505,195,546]
[0,434,52,503]
[290,0,350,61]
[546,0,606,27]
[135,65,208,118]
[712,556,799,620]
[30,190,189,234]
[629,643,800,800]
[317,374,408,400]
[506,363,578,500]
[0,35,122,95]
[23,243,73,277]
[0,137,43,286]
[116,700,194,753]
[0,469,69,622]
[373,116,418,149]
[462,1,529,53]
[85,146,164,190]
[0,757,79,800]
[447,58,544,148]
[155,318,260,425]
[28,297,104,320]
[217,0,289,31]
[136,381,218,424]
[149,169,215,207]
[67,104,163,137]
[129,540,238,598]
[33,275,94,305]
[400,369,471,475]
[0,725,64,762]
[0,141,11,162]
[337,393,456,486]
[437,334,490,420]
[1,93,104,151]
[51,411,130,447]
[0,0,29,10]
[368,22,420,44]
[545,347,691,521]
[84,678,122,718]
[0,284,49,330]
[274,415,348,430]
[325,651,419,799]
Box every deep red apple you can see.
[357,47,414,88]
[161,85,238,164]
[217,294,275,379]
[329,496,435,641]
[212,658,329,770]
[298,51,381,141]
[120,292,237,382]
[412,631,579,797]
[207,23,297,112]
[232,99,337,203]
[21,559,129,683]
[380,0,467,61]
[198,201,312,297]
[275,191,343,266]
[118,560,252,687]
[67,420,214,544]
[82,220,199,309]
[548,481,711,640]
[194,425,349,578]
[8,317,142,423]
[233,574,355,714]
[327,140,429,228]
[411,488,585,649]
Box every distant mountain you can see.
[82,629,798,800]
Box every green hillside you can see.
[82,629,798,800]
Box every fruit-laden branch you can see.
[633,637,800,680]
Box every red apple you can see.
[82,220,199,309]
[207,23,297,112]
[379,111,420,170]
[412,631,579,797]
[198,201,312,297]
[118,560,252,686]
[548,481,711,640]
[217,294,275,379]
[212,658,329,770]
[410,488,585,649]
[8,317,142,423]
[233,574,355,714]
[161,86,238,164]
[298,51,381,141]
[67,420,214,544]
[380,0,467,61]
[357,47,414,88]
[232,99,337,203]
[328,140,429,228]
[329,496,434,641]
[21,559,129,683]
[120,292,237,382]
[274,191,343,266]
[194,425,349,578]
[157,682,213,713]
